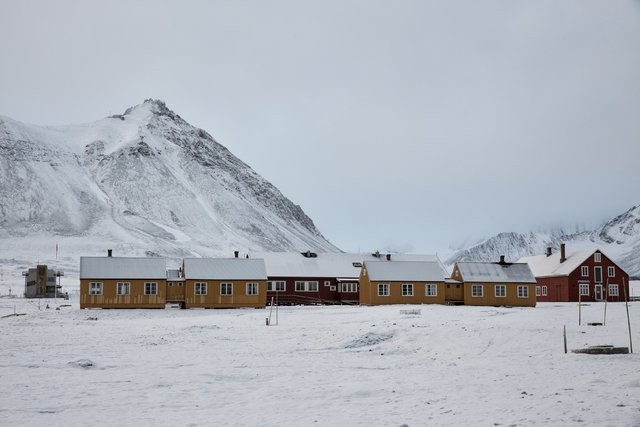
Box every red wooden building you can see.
[518,244,629,302]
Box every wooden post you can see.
[578,284,582,326]
[623,278,633,354]
[563,325,567,354]
[267,296,274,326]
[603,278,608,326]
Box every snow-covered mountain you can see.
[446,205,640,277]
[0,99,338,276]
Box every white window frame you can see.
[220,282,233,295]
[609,284,619,296]
[594,252,601,263]
[116,282,130,295]
[471,284,483,297]
[579,283,589,296]
[324,280,331,287]
[341,283,358,293]
[517,285,528,298]
[581,266,589,277]
[194,282,207,295]
[267,281,285,292]
[144,282,157,295]
[89,282,103,295]
[246,282,258,295]
[542,285,548,296]
[594,266,603,283]
[496,285,507,297]
[378,283,389,296]
[294,281,319,292]
[607,266,615,277]
[535,286,541,297]
[402,283,414,296]
[425,284,437,297]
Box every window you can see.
[608,267,615,277]
[517,286,529,298]
[535,286,541,297]
[579,283,589,296]
[294,281,318,292]
[542,286,548,296]
[609,284,619,296]
[471,284,483,297]
[594,252,601,263]
[89,282,102,295]
[246,283,258,295]
[220,283,233,295]
[116,282,130,295]
[402,284,414,296]
[352,262,362,267]
[324,281,331,287]
[341,283,358,293]
[194,282,207,295]
[330,286,336,291]
[267,281,285,292]
[495,285,506,297]
[594,267,602,283]
[144,282,157,295]
[425,284,437,297]
[581,266,589,277]
[378,283,389,296]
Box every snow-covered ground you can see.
[1,298,638,426]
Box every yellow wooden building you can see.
[451,258,537,307]
[359,260,448,305]
[182,258,267,309]
[79,254,167,309]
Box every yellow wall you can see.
[80,279,166,308]
[166,280,186,302]
[184,280,267,308]
[463,282,536,307]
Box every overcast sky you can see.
[2,1,640,254]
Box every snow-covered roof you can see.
[518,250,595,277]
[363,260,448,282]
[80,257,167,280]
[250,252,444,278]
[183,258,267,281]
[455,262,536,284]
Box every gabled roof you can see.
[363,260,448,282]
[183,258,267,281]
[250,252,445,278]
[455,262,536,284]
[80,257,166,280]
[518,250,595,278]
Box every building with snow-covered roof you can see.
[181,257,267,308]
[79,251,167,309]
[518,244,629,302]
[359,259,449,305]
[451,257,537,307]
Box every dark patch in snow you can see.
[345,332,394,349]
[68,359,95,369]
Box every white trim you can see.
[581,266,589,277]
[194,282,207,295]
[517,285,528,298]
[89,282,103,295]
[294,281,319,292]
[579,283,589,296]
[267,281,285,292]
[607,266,615,277]
[594,252,601,263]
[401,283,414,296]
[144,282,157,295]
[609,284,619,296]
[378,283,389,296]
[220,282,233,295]
[246,282,258,295]
[542,285,548,296]
[471,284,483,297]
[116,282,130,296]
[535,286,541,297]
[496,284,506,297]
[425,283,437,297]
[341,282,357,293]
[594,266,603,283]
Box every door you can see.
[594,284,603,301]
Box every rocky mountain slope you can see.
[0,99,338,274]
[446,205,640,277]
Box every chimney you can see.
[560,243,566,263]
[234,250,239,258]
[499,255,505,264]
[386,254,391,261]
[546,247,552,257]
[107,249,112,257]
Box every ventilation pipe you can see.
[546,247,552,257]
[386,254,391,261]
[234,251,239,258]
[560,243,566,263]
[107,249,112,257]
[499,255,505,264]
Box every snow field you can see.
[1,300,639,426]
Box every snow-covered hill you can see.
[446,205,640,277]
[0,99,338,278]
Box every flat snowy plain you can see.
[1,297,639,427]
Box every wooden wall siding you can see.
[166,281,185,302]
[264,276,356,305]
[184,280,266,308]
[359,281,446,306]
[463,282,536,307]
[80,279,166,309]
[445,283,464,302]
[535,251,629,302]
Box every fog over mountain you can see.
[0,99,338,276]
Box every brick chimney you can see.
[386,254,391,261]
[107,249,112,257]
[546,247,552,257]
[234,250,239,258]
[499,255,505,264]
[560,243,566,263]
